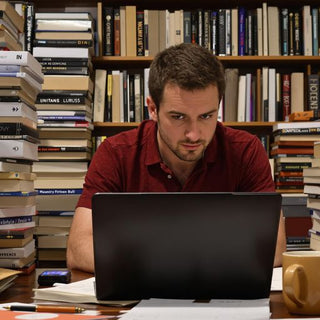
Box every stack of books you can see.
[303,163,320,251]
[281,193,311,251]
[0,50,43,272]
[0,1,24,51]
[31,11,95,266]
[272,122,320,193]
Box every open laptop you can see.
[92,192,281,300]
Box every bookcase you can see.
[31,0,320,137]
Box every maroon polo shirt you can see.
[77,120,275,209]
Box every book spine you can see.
[275,127,320,135]
[211,11,217,55]
[0,135,39,143]
[203,10,210,51]
[33,39,93,47]
[282,74,291,121]
[280,8,289,55]
[294,10,302,55]
[191,11,198,44]
[37,189,83,195]
[41,67,89,76]
[218,9,226,56]
[37,115,89,121]
[114,8,121,56]
[38,146,88,152]
[25,3,34,53]
[238,7,246,56]
[288,11,295,55]
[307,74,319,111]
[36,96,88,105]
[128,74,135,122]
[183,11,191,43]
[104,7,114,56]
[0,123,38,137]
[0,216,33,226]
[136,11,144,56]
[312,8,319,56]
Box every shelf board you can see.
[92,55,320,68]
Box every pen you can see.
[4,305,85,313]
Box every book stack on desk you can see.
[272,121,320,193]
[281,193,311,251]
[303,146,320,250]
[0,1,24,51]
[0,50,43,272]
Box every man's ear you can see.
[147,96,158,122]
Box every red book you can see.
[282,74,291,121]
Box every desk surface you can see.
[0,270,311,319]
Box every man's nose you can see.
[184,121,201,141]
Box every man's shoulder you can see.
[217,122,258,144]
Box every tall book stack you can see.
[272,122,320,193]
[303,144,320,250]
[281,193,311,251]
[0,50,43,273]
[0,1,24,51]
[31,11,94,267]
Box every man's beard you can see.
[158,125,206,162]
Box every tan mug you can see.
[282,251,320,315]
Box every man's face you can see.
[148,83,220,164]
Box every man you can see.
[67,43,286,273]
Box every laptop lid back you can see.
[92,192,281,300]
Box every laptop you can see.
[92,192,281,300]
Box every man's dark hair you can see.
[148,43,226,108]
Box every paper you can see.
[33,277,138,306]
[120,298,270,320]
[271,267,282,291]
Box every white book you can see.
[303,5,312,56]
[134,74,141,122]
[262,3,268,56]
[144,68,150,119]
[231,8,238,56]
[0,51,42,76]
[35,12,93,20]
[0,102,37,121]
[267,6,280,55]
[0,205,36,218]
[273,121,320,131]
[35,19,93,32]
[0,218,36,230]
[291,72,304,113]
[119,71,124,122]
[0,239,35,259]
[93,69,107,122]
[0,140,38,161]
[0,64,44,83]
[169,12,175,47]
[112,70,121,123]
[225,9,231,56]
[33,47,91,58]
[237,75,246,122]
[257,8,263,56]
[245,73,252,122]
[268,68,276,122]
[0,160,31,173]
[262,67,269,121]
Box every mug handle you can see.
[283,264,308,307]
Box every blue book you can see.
[37,189,83,195]
[312,8,319,56]
[238,7,246,56]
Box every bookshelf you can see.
[32,0,320,139]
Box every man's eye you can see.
[201,114,213,120]
[172,115,184,120]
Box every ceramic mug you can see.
[282,251,320,315]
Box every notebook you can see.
[92,192,282,300]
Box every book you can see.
[0,239,35,258]
[0,121,38,137]
[224,68,239,122]
[0,159,31,173]
[93,69,107,122]
[0,234,33,248]
[35,19,93,32]
[0,205,36,218]
[35,12,94,20]
[32,161,87,173]
[0,77,41,98]
[36,193,80,211]
[0,139,38,161]
[125,5,136,56]
[303,167,320,177]
[291,72,304,113]
[38,127,91,140]
[0,101,36,119]
[33,276,138,305]
[289,110,320,121]
[0,29,22,51]
[308,197,320,210]
[37,234,68,249]
[0,88,36,106]
[0,251,35,268]
[304,184,320,195]
[35,31,93,40]
[33,47,92,59]
[281,74,290,121]
[42,75,94,93]
[39,138,92,148]
[310,232,320,251]
[34,172,85,189]
[0,215,35,230]
[0,267,21,294]
[0,51,42,76]
[0,1,24,32]
[273,127,320,135]
[307,74,319,111]
[0,179,34,193]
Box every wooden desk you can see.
[0,270,313,318]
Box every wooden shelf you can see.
[92,55,320,69]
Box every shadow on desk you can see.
[0,269,313,318]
